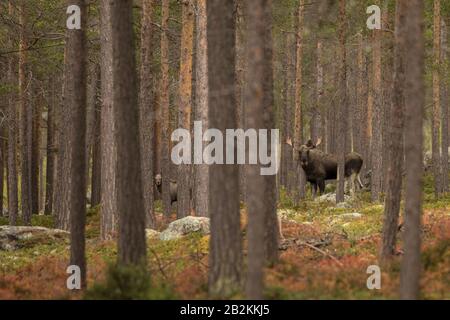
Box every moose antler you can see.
[316,137,322,147]
[286,137,293,147]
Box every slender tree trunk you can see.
[235,0,246,203]
[31,90,40,215]
[194,0,209,217]
[381,0,405,261]
[432,0,442,197]
[371,0,383,202]
[400,0,424,300]
[246,0,278,299]
[177,0,194,219]
[111,0,147,266]
[90,66,102,207]
[0,121,4,216]
[356,33,365,158]
[44,79,55,215]
[160,0,172,219]
[66,0,87,288]
[54,46,72,230]
[7,1,18,225]
[293,0,306,202]
[208,0,242,298]
[441,19,449,194]
[336,0,347,203]
[281,35,290,188]
[381,0,392,194]
[313,40,323,147]
[139,0,156,228]
[19,0,31,225]
[100,0,117,239]
[85,64,98,201]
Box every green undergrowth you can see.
[85,264,177,300]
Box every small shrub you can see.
[85,264,177,300]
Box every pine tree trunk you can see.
[139,0,156,228]
[293,0,306,203]
[235,0,246,203]
[160,0,172,219]
[371,3,383,202]
[194,0,209,217]
[90,65,102,207]
[100,0,117,239]
[432,0,442,197]
[314,40,323,147]
[7,0,18,225]
[208,0,242,298]
[31,90,40,215]
[66,0,87,288]
[381,0,405,261]
[177,0,194,219]
[440,19,449,193]
[19,0,32,225]
[111,0,147,266]
[44,80,55,215]
[246,0,278,299]
[336,0,347,203]
[400,0,424,300]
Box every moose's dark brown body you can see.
[298,144,364,195]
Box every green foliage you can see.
[423,238,450,271]
[85,264,177,300]
[0,215,54,228]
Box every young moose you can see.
[287,138,364,196]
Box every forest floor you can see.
[0,175,449,300]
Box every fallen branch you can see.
[295,240,344,267]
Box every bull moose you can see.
[287,138,364,196]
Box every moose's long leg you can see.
[312,183,318,198]
[318,179,325,195]
[278,215,284,239]
[350,172,356,196]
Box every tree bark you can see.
[66,0,88,288]
[371,0,383,202]
[235,0,246,203]
[441,19,449,194]
[90,65,102,207]
[400,0,424,300]
[160,0,172,219]
[19,0,32,225]
[336,0,348,203]
[111,0,147,266]
[208,0,242,298]
[44,79,55,215]
[293,0,306,203]
[194,0,209,217]
[246,0,278,299]
[100,0,117,239]
[139,0,156,228]
[381,0,405,261]
[177,0,195,219]
[432,0,442,197]
[31,90,40,215]
[7,0,18,225]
